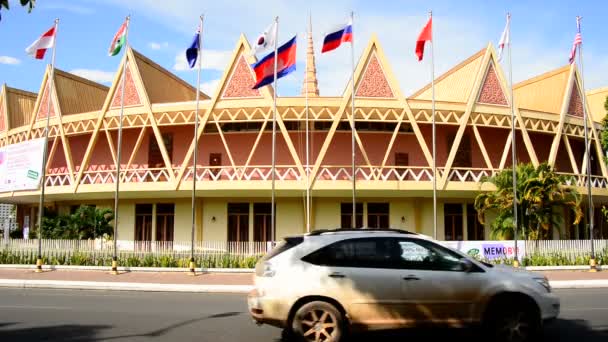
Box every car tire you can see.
[291,301,344,342]
[484,299,541,342]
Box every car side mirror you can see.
[460,259,474,273]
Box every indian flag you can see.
[108,20,128,56]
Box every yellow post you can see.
[589,257,598,272]
[512,259,520,268]
[188,259,197,276]
[110,259,119,275]
[35,258,43,273]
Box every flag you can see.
[416,17,433,61]
[251,35,297,89]
[251,21,277,56]
[569,19,582,64]
[321,18,353,53]
[497,15,510,62]
[186,27,201,69]
[108,20,128,56]
[25,26,56,60]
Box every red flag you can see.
[416,17,433,61]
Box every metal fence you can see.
[524,239,608,260]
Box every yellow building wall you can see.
[202,199,228,242]
[389,200,415,231]
[117,201,135,240]
[313,198,341,230]
[173,199,194,242]
[277,198,305,239]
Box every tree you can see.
[0,0,35,21]
[475,162,583,240]
[600,95,608,160]
[40,206,114,239]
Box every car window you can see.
[302,237,397,269]
[395,239,465,272]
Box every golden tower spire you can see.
[302,15,319,96]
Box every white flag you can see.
[251,21,277,56]
[497,15,510,62]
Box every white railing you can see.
[448,168,499,183]
[45,173,72,186]
[560,173,608,189]
[2,239,272,256]
[524,239,608,260]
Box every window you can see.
[302,237,396,268]
[283,121,300,131]
[395,239,468,272]
[135,204,153,241]
[148,133,173,168]
[447,133,471,168]
[221,122,266,132]
[444,204,464,241]
[254,203,272,242]
[340,203,363,228]
[395,153,409,167]
[466,204,485,240]
[356,122,397,132]
[228,203,249,242]
[367,203,389,228]
[314,121,351,131]
[155,203,175,242]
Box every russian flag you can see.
[252,35,297,89]
[322,19,353,53]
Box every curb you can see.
[0,279,253,293]
[549,280,608,289]
[0,264,254,273]
[525,265,605,271]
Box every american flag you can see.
[569,17,582,64]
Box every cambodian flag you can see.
[251,35,297,89]
[321,19,352,53]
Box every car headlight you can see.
[534,277,551,293]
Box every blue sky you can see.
[1,0,607,98]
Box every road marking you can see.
[0,305,72,310]
[562,307,608,312]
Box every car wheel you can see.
[291,301,344,342]
[485,301,540,342]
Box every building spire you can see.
[302,14,319,97]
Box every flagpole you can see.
[305,14,311,233]
[35,18,59,273]
[429,11,437,240]
[350,11,357,228]
[189,15,204,276]
[577,16,597,271]
[506,13,520,268]
[111,15,130,275]
[271,16,279,243]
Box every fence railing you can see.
[524,239,608,260]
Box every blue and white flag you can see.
[186,27,201,69]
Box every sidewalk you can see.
[0,268,607,292]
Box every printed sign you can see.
[442,240,526,260]
[0,138,45,192]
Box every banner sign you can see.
[442,240,526,260]
[0,138,46,193]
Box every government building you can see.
[1,30,607,243]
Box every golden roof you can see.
[53,68,109,116]
[131,48,209,104]
[586,87,608,122]
[1,84,37,129]
[513,65,570,114]
[410,48,485,102]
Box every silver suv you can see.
[248,229,560,342]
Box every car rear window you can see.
[261,236,304,261]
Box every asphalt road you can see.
[0,288,606,341]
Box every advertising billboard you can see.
[0,138,46,193]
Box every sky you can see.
[0,0,607,98]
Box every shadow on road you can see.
[0,312,243,342]
[279,318,608,342]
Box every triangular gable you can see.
[132,49,205,104]
[356,52,394,98]
[477,62,508,106]
[110,63,142,108]
[513,65,570,114]
[410,48,485,102]
[215,34,273,101]
[36,79,59,120]
[222,55,262,98]
[567,78,584,117]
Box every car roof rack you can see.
[306,228,418,236]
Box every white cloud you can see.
[149,42,169,50]
[40,2,94,14]
[200,79,221,95]
[0,56,21,65]
[70,69,115,84]
[174,49,232,71]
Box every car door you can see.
[394,238,488,325]
[301,237,407,329]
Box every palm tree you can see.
[475,162,583,240]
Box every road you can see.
[0,288,606,341]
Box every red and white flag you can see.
[569,19,582,64]
[415,16,433,61]
[26,26,56,59]
[497,14,510,62]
